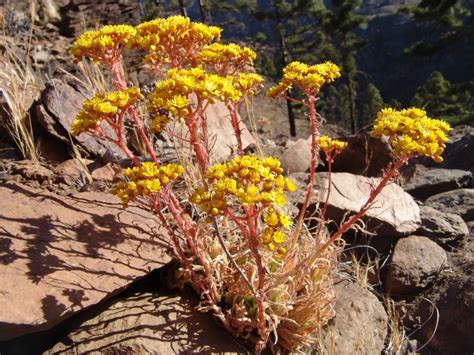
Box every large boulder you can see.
[45,291,241,354]
[425,188,474,222]
[0,182,171,340]
[385,236,447,294]
[402,165,472,200]
[417,206,469,248]
[291,172,421,237]
[318,279,388,354]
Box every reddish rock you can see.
[0,182,171,340]
[53,158,94,185]
[11,160,54,182]
[45,291,241,354]
[35,80,125,159]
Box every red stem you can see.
[227,102,244,156]
[292,95,319,244]
[315,158,407,256]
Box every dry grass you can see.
[0,29,42,160]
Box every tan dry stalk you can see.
[0,36,41,160]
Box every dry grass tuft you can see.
[0,33,42,160]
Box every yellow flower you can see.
[318,135,348,153]
[72,87,144,135]
[113,162,184,206]
[268,61,341,97]
[71,25,136,64]
[148,67,252,122]
[371,107,451,162]
[197,43,257,74]
[134,16,222,69]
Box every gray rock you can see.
[417,206,469,248]
[291,172,421,237]
[318,279,387,354]
[403,165,472,200]
[385,236,447,294]
[0,182,171,340]
[412,237,474,354]
[280,137,313,173]
[425,188,474,222]
[46,291,242,354]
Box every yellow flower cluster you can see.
[148,68,261,131]
[318,135,348,153]
[196,43,256,73]
[233,73,264,97]
[70,25,136,64]
[262,207,292,255]
[72,87,144,135]
[190,155,297,213]
[371,107,451,162]
[113,162,184,206]
[267,61,341,97]
[190,156,296,254]
[134,15,222,67]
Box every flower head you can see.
[148,67,259,131]
[70,25,136,64]
[371,107,451,162]
[113,162,184,206]
[268,61,341,97]
[72,87,143,135]
[134,16,222,69]
[197,43,256,75]
[318,136,348,153]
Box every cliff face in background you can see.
[356,0,474,104]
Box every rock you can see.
[417,206,469,248]
[318,279,387,354]
[291,172,421,237]
[280,138,312,173]
[90,163,116,183]
[318,133,392,177]
[439,126,474,174]
[11,160,54,182]
[385,236,447,294]
[45,291,241,354]
[425,189,474,222]
[403,165,472,200]
[34,80,124,159]
[53,158,94,185]
[467,221,474,237]
[172,100,256,163]
[412,238,474,354]
[0,182,171,340]
[412,125,474,175]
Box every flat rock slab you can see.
[0,182,171,341]
[46,291,242,354]
[292,172,421,236]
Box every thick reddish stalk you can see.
[292,95,319,244]
[227,103,244,156]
